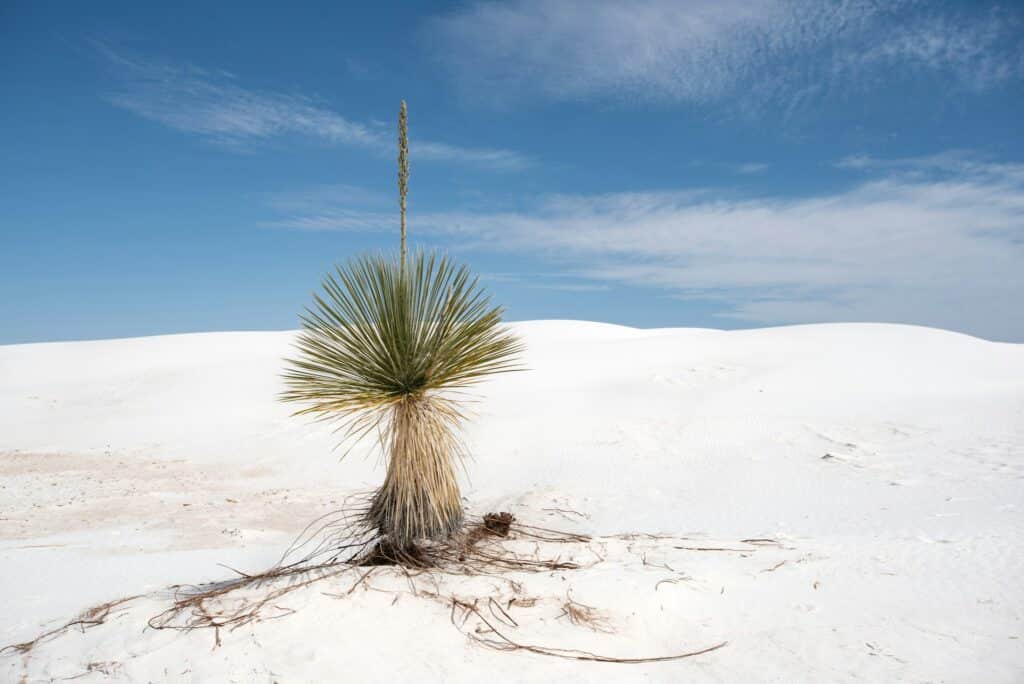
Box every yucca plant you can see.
[281,102,522,554]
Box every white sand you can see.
[1,321,1022,681]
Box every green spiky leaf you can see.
[281,249,523,427]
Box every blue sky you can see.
[2,0,1023,343]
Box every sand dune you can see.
[2,322,1022,681]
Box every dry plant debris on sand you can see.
[5,508,753,670]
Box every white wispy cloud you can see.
[265,209,395,232]
[526,282,611,292]
[478,272,610,292]
[414,141,531,171]
[425,0,1023,107]
[261,183,394,232]
[265,184,390,212]
[270,156,1024,340]
[96,44,531,170]
[735,163,768,174]
[835,150,1024,178]
[852,9,1024,90]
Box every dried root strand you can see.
[1,596,140,656]
[451,598,728,664]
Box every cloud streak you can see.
[425,0,1023,108]
[271,156,1024,340]
[97,45,531,170]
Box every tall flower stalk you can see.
[282,102,522,553]
[398,100,409,277]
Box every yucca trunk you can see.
[367,393,464,550]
